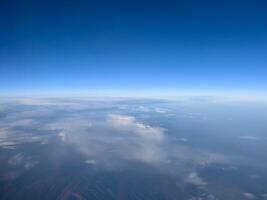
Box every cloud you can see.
[175,137,188,142]
[39,111,234,171]
[0,105,6,112]
[0,128,17,149]
[85,160,97,165]
[135,106,150,112]
[2,98,266,200]
[239,136,259,140]
[243,193,257,199]
[0,127,50,149]
[107,114,164,141]
[0,116,53,149]
[154,108,170,114]
[8,153,38,169]
[43,114,166,166]
[262,194,267,199]
[0,99,238,171]
[45,117,93,142]
[8,119,35,127]
[106,114,166,163]
[7,97,122,110]
[186,172,207,187]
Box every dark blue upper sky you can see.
[0,0,267,96]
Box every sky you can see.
[0,0,267,97]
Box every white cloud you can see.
[107,114,164,141]
[85,160,97,165]
[43,114,166,166]
[136,106,150,112]
[186,172,207,187]
[0,128,16,149]
[0,127,49,149]
[155,108,170,114]
[106,114,165,163]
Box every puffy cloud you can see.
[107,114,164,141]
[47,114,166,165]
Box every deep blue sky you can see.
[0,0,267,96]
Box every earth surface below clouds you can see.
[0,97,267,200]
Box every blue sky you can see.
[0,0,267,97]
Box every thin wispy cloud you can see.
[239,136,259,140]
[243,192,257,199]
[8,153,38,170]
